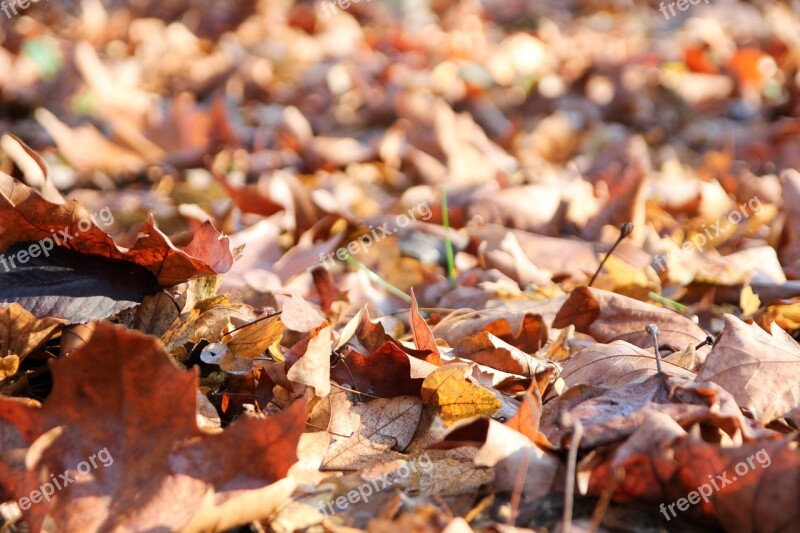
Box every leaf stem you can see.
[645,323,663,374]
[588,222,633,287]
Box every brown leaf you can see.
[558,341,696,390]
[321,392,423,469]
[435,308,549,354]
[330,342,424,398]
[542,375,676,449]
[697,315,800,423]
[505,380,552,448]
[553,287,711,356]
[311,266,347,313]
[223,312,285,358]
[276,293,325,333]
[449,331,546,377]
[438,418,559,500]
[0,302,63,361]
[589,415,799,532]
[0,322,306,531]
[286,325,332,397]
[409,288,441,365]
[0,171,232,286]
[467,225,599,283]
[0,300,64,377]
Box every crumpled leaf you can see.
[200,312,285,374]
[435,307,548,354]
[436,417,559,500]
[588,411,799,532]
[330,341,424,398]
[449,331,547,377]
[0,170,232,286]
[0,303,63,378]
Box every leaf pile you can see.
[1,1,800,532]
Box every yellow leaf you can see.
[0,303,63,360]
[421,362,501,426]
[0,354,19,379]
[740,284,761,318]
[224,314,285,357]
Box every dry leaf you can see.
[421,363,501,426]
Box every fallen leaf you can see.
[553,287,711,356]
[0,170,233,286]
[0,322,306,531]
[449,332,546,377]
[696,315,800,423]
[410,288,441,365]
[322,392,423,469]
[0,303,63,368]
[421,363,501,426]
[286,325,333,397]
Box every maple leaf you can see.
[0,322,305,532]
[0,169,233,287]
[697,315,800,423]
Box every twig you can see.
[589,476,617,532]
[695,335,714,350]
[508,447,532,525]
[588,222,634,287]
[645,324,663,374]
[561,414,583,533]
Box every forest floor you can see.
[0,0,799,531]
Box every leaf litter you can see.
[0,1,799,532]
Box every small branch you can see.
[645,324,663,374]
[561,414,584,533]
[588,222,633,287]
[695,335,714,350]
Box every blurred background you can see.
[2,0,800,312]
